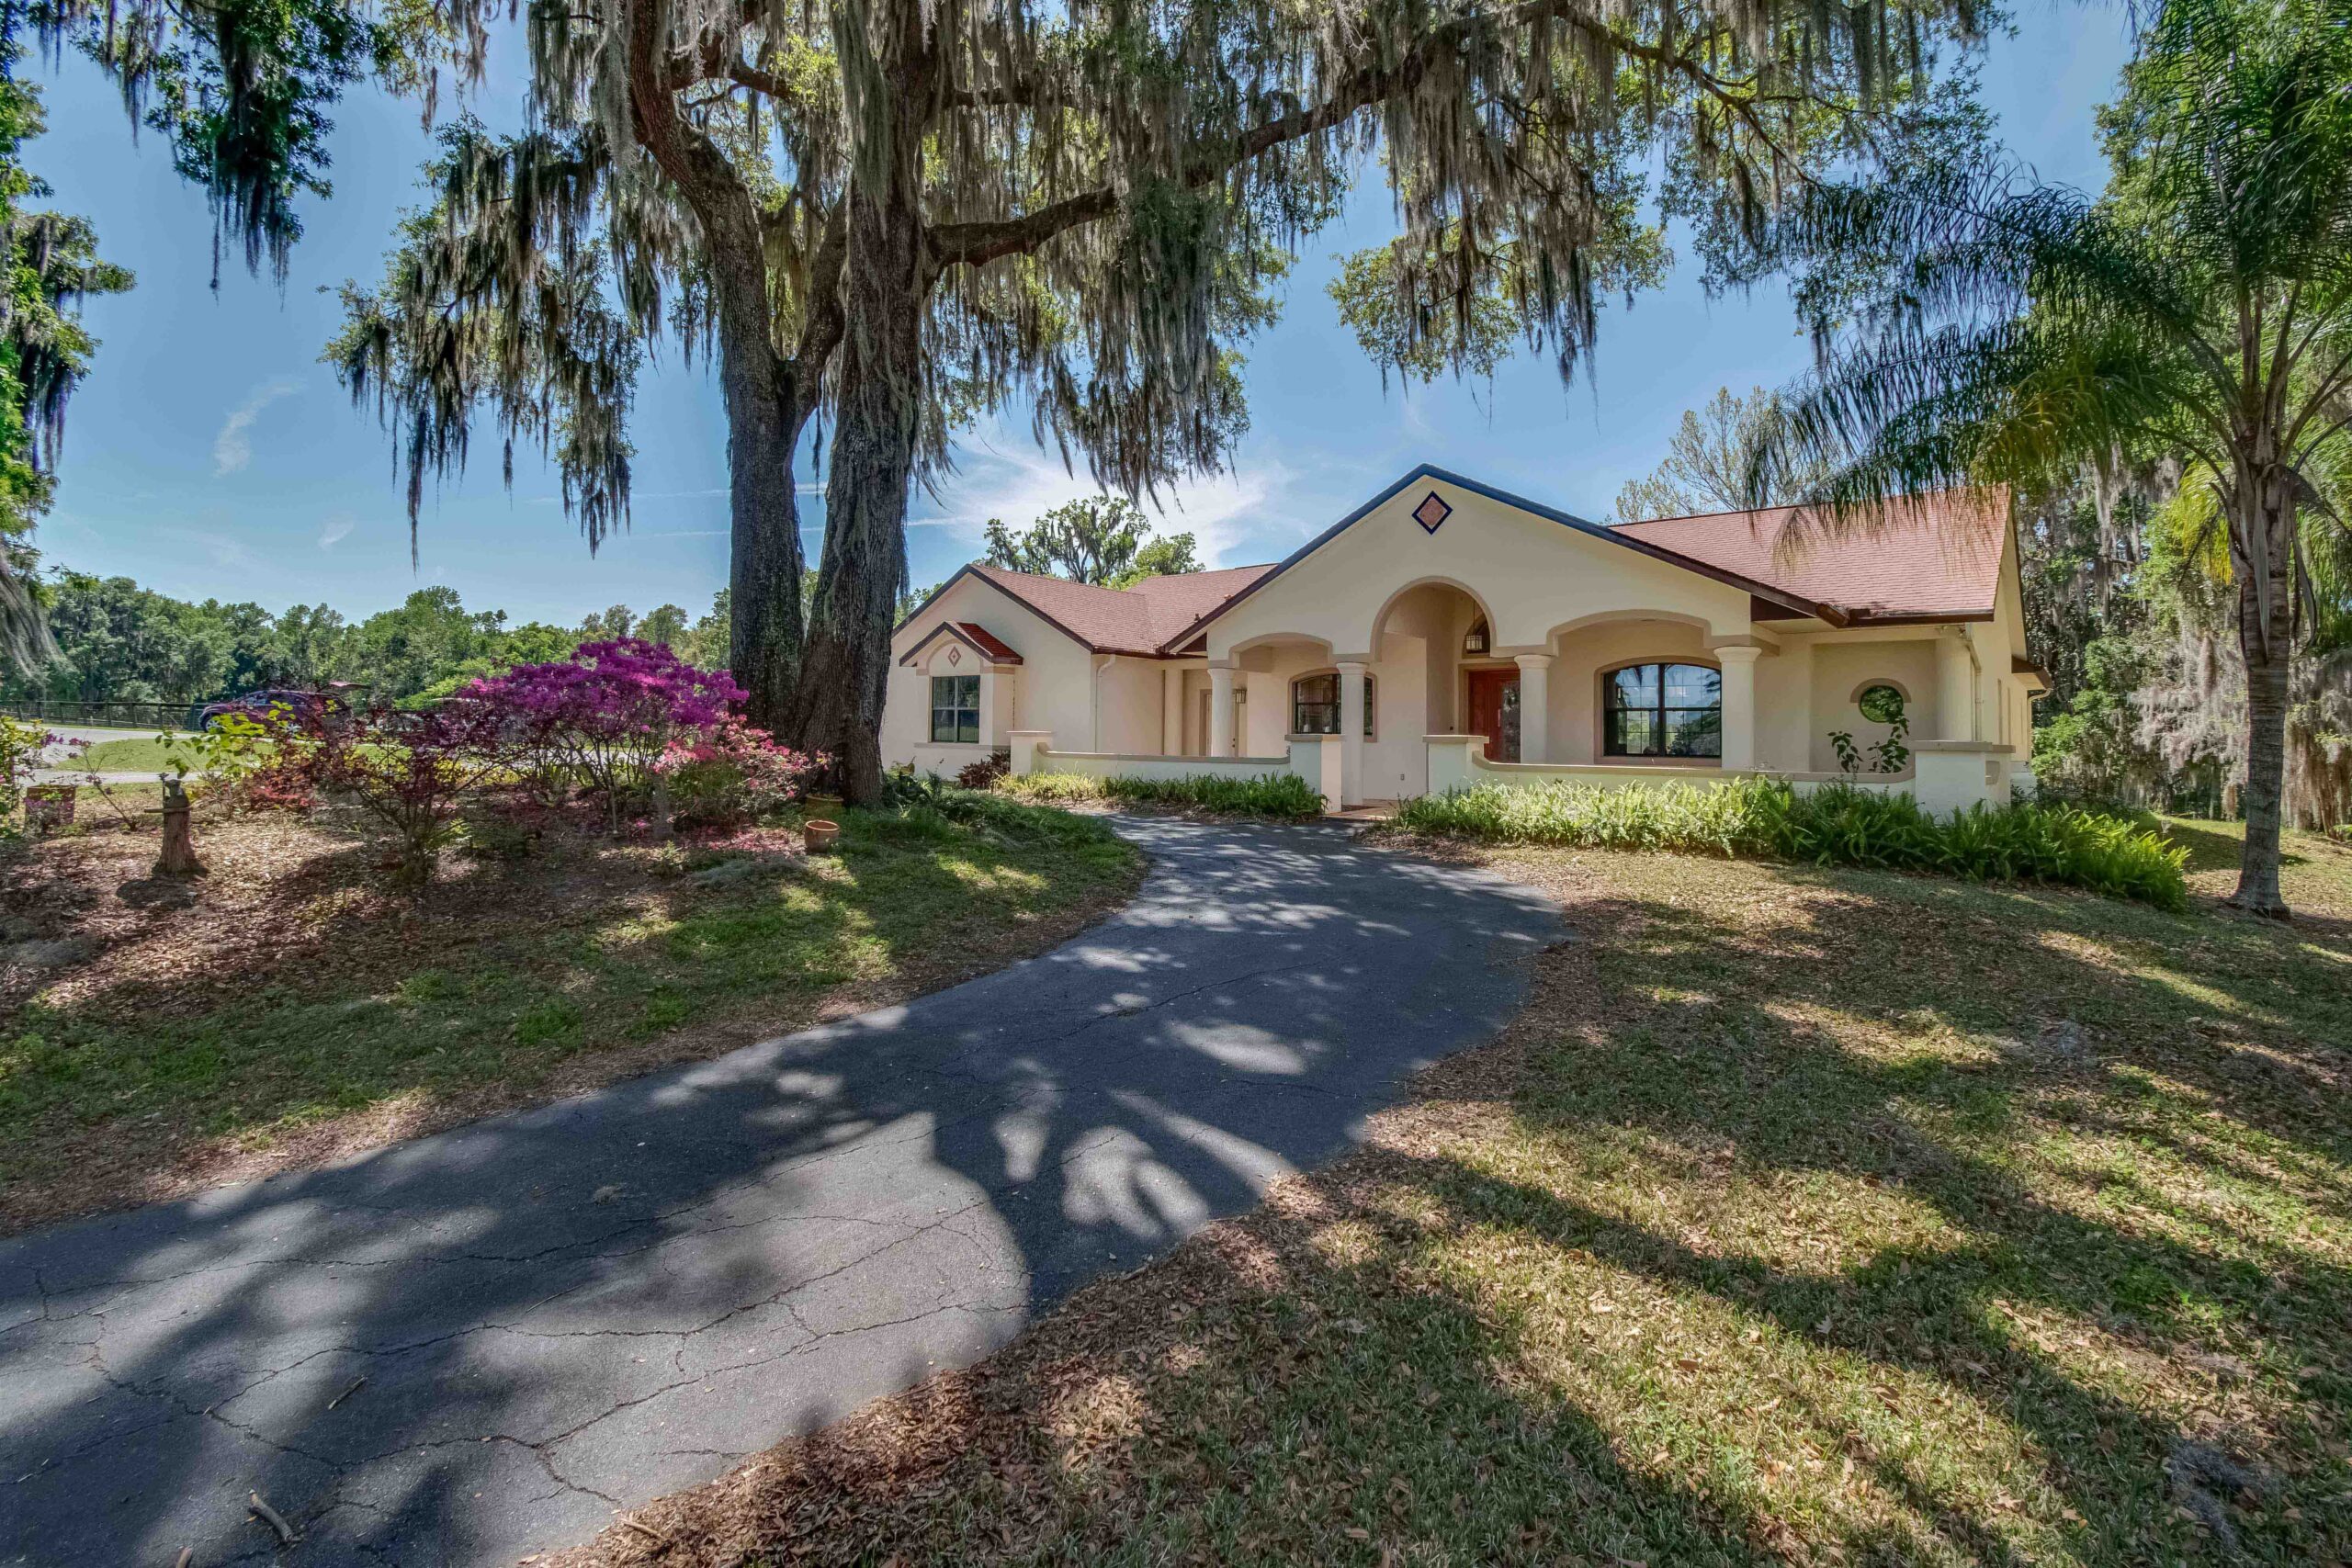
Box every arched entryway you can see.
[1368,580,1521,776]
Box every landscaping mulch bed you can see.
[0,800,1142,1235]
[552,842,2352,1568]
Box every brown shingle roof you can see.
[1611,488,2009,622]
[914,476,2011,659]
[962,563,1274,655]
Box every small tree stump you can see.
[649,775,675,841]
[155,777,208,877]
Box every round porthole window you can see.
[1858,683,1907,726]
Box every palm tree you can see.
[1748,0,2352,917]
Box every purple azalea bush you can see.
[467,639,746,822]
[298,701,514,888]
[464,639,822,829]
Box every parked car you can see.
[197,686,353,730]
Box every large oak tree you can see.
[342,0,1986,797]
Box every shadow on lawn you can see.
[0,811,1133,1227]
[0,815,1566,1566]
[539,864,2348,1568]
[1419,879,2352,1562]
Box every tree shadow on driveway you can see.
[0,815,1561,1566]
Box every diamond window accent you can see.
[1412,491,1453,533]
[946,644,963,666]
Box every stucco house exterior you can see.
[884,465,2045,815]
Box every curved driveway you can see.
[0,816,1561,1566]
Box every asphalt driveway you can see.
[0,815,1561,1565]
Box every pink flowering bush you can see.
[658,719,825,829]
[2,716,58,825]
[466,639,748,824]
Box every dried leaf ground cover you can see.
[0,806,1141,1234]
[558,833,2350,1568]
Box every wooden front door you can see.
[1465,668,1520,762]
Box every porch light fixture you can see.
[1463,618,1489,655]
[1412,491,1453,533]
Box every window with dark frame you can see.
[930,673,980,743]
[1604,663,1723,758]
[1291,672,1375,738]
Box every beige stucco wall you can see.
[1204,476,1756,662]
[1802,633,1942,773]
[884,575,1101,773]
[1091,656,1164,756]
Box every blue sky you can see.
[26,6,2130,626]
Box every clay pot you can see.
[802,818,841,853]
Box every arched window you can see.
[1293,671,1375,737]
[1604,663,1721,758]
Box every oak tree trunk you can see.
[623,0,827,732]
[792,185,923,803]
[790,9,934,806]
[725,370,815,734]
[2229,486,2297,919]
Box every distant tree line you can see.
[0,571,732,710]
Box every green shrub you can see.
[990,772,1109,805]
[1394,777,2188,909]
[847,787,1128,852]
[1001,771,1325,819]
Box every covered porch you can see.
[1196,580,1773,807]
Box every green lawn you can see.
[2161,813,2352,910]
[565,843,2352,1568]
[0,803,1141,1231]
[73,735,188,773]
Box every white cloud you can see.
[213,378,301,476]
[157,525,261,571]
[317,513,356,550]
[913,428,1299,568]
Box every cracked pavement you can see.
[0,815,1560,1565]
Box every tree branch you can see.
[929,0,1771,272]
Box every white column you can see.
[1513,653,1553,764]
[1336,660,1369,806]
[1936,631,1977,740]
[1161,664,1185,755]
[977,668,999,751]
[1717,646,1761,772]
[1208,665,1236,756]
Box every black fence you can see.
[0,699,198,731]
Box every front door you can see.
[1465,668,1520,762]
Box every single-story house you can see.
[884,465,2045,814]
